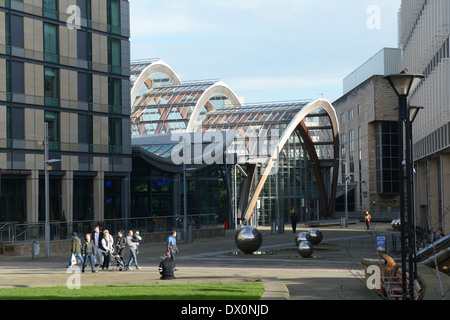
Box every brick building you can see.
[333,48,401,218]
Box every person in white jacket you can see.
[101,230,114,271]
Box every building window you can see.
[44,23,59,63]
[6,60,11,101]
[108,38,121,74]
[44,67,59,106]
[348,109,353,121]
[43,0,58,20]
[109,77,122,113]
[10,15,24,49]
[340,113,345,124]
[107,0,121,34]
[11,61,24,94]
[349,130,354,183]
[109,118,122,153]
[5,13,11,54]
[6,107,11,148]
[376,122,400,194]
[45,111,59,151]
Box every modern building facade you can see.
[129,60,340,228]
[398,0,450,234]
[0,0,132,225]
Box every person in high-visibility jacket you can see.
[364,211,372,230]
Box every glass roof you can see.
[199,101,335,161]
[131,80,232,136]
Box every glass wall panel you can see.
[44,23,58,63]
[44,67,59,106]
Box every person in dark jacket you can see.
[82,233,97,273]
[115,230,127,270]
[67,232,84,268]
[159,252,176,280]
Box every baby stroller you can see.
[109,250,128,271]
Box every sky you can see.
[130,0,401,104]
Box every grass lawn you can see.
[0,282,265,300]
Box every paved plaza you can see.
[0,222,397,300]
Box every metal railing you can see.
[0,214,221,244]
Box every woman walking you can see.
[82,233,97,273]
[101,230,114,271]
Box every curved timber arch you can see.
[187,81,242,133]
[243,99,340,222]
[131,60,182,105]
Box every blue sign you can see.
[376,236,387,253]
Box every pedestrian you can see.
[126,230,141,270]
[134,230,142,254]
[364,211,372,230]
[82,233,97,273]
[290,206,299,233]
[101,230,114,271]
[166,230,178,268]
[159,252,176,280]
[67,232,84,268]
[115,230,126,270]
[92,225,104,267]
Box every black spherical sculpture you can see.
[308,228,323,245]
[298,241,314,258]
[295,232,312,246]
[235,226,263,254]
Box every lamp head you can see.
[384,72,424,97]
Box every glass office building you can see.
[0,1,132,225]
[130,60,340,227]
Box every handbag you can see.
[71,254,77,265]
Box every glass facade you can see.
[130,61,339,227]
[376,121,400,194]
[0,177,26,223]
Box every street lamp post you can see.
[43,122,61,258]
[385,72,424,300]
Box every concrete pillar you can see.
[93,171,104,221]
[26,170,39,223]
[415,160,428,228]
[62,171,73,223]
[441,154,450,235]
[428,158,440,231]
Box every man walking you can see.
[364,211,372,230]
[166,230,179,268]
[67,232,84,268]
[126,230,141,270]
[92,225,104,267]
[290,206,299,233]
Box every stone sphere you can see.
[298,241,314,258]
[295,232,312,246]
[308,228,323,245]
[391,219,401,231]
[235,226,263,254]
